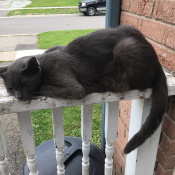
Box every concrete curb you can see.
[0,13,81,19]
[0,6,78,10]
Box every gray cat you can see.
[0,25,168,154]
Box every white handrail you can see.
[0,72,174,175]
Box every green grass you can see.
[31,29,102,147]
[25,0,80,7]
[0,61,13,63]
[32,104,102,147]
[7,8,79,16]
[37,29,97,49]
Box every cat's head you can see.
[0,56,41,100]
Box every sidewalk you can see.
[0,49,46,61]
[0,34,38,51]
[0,34,41,61]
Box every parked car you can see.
[78,0,106,16]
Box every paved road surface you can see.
[0,14,106,35]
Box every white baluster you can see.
[17,112,39,175]
[125,98,162,175]
[52,108,65,175]
[105,101,119,175]
[0,121,10,175]
[27,155,38,175]
[0,158,10,175]
[81,104,93,175]
[105,143,114,175]
[56,149,65,175]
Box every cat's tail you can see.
[124,68,168,154]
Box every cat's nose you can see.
[15,92,23,99]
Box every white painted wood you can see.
[125,98,162,175]
[105,101,119,175]
[0,72,173,174]
[0,157,10,175]
[26,156,38,175]
[52,108,65,175]
[81,104,93,175]
[55,149,65,175]
[135,125,162,175]
[0,89,151,115]
[125,99,145,175]
[0,121,10,175]
[17,112,39,175]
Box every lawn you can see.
[25,0,80,7]
[32,104,102,147]
[8,8,79,16]
[8,0,81,16]
[32,29,102,147]
[37,29,97,49]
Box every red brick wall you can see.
[113,0,175,174]
[155,97,175,175]
[114,100,131,175]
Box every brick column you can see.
[113,0,175,174]
[113,100,131,175]
[154,97,175,175]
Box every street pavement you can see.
[0,8,105,60]
[0,14,105,35]
[0,14,105,60]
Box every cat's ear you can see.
[0,66,7,78]
[23,57,40,73]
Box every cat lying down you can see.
[0,25,168,154]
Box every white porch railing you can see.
[0,72,175,175]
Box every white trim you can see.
[97,7,106,11]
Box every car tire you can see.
[87,7,96,16]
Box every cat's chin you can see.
[17,98,31,101]
[17,95,41,101]
[14,95,32,101]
